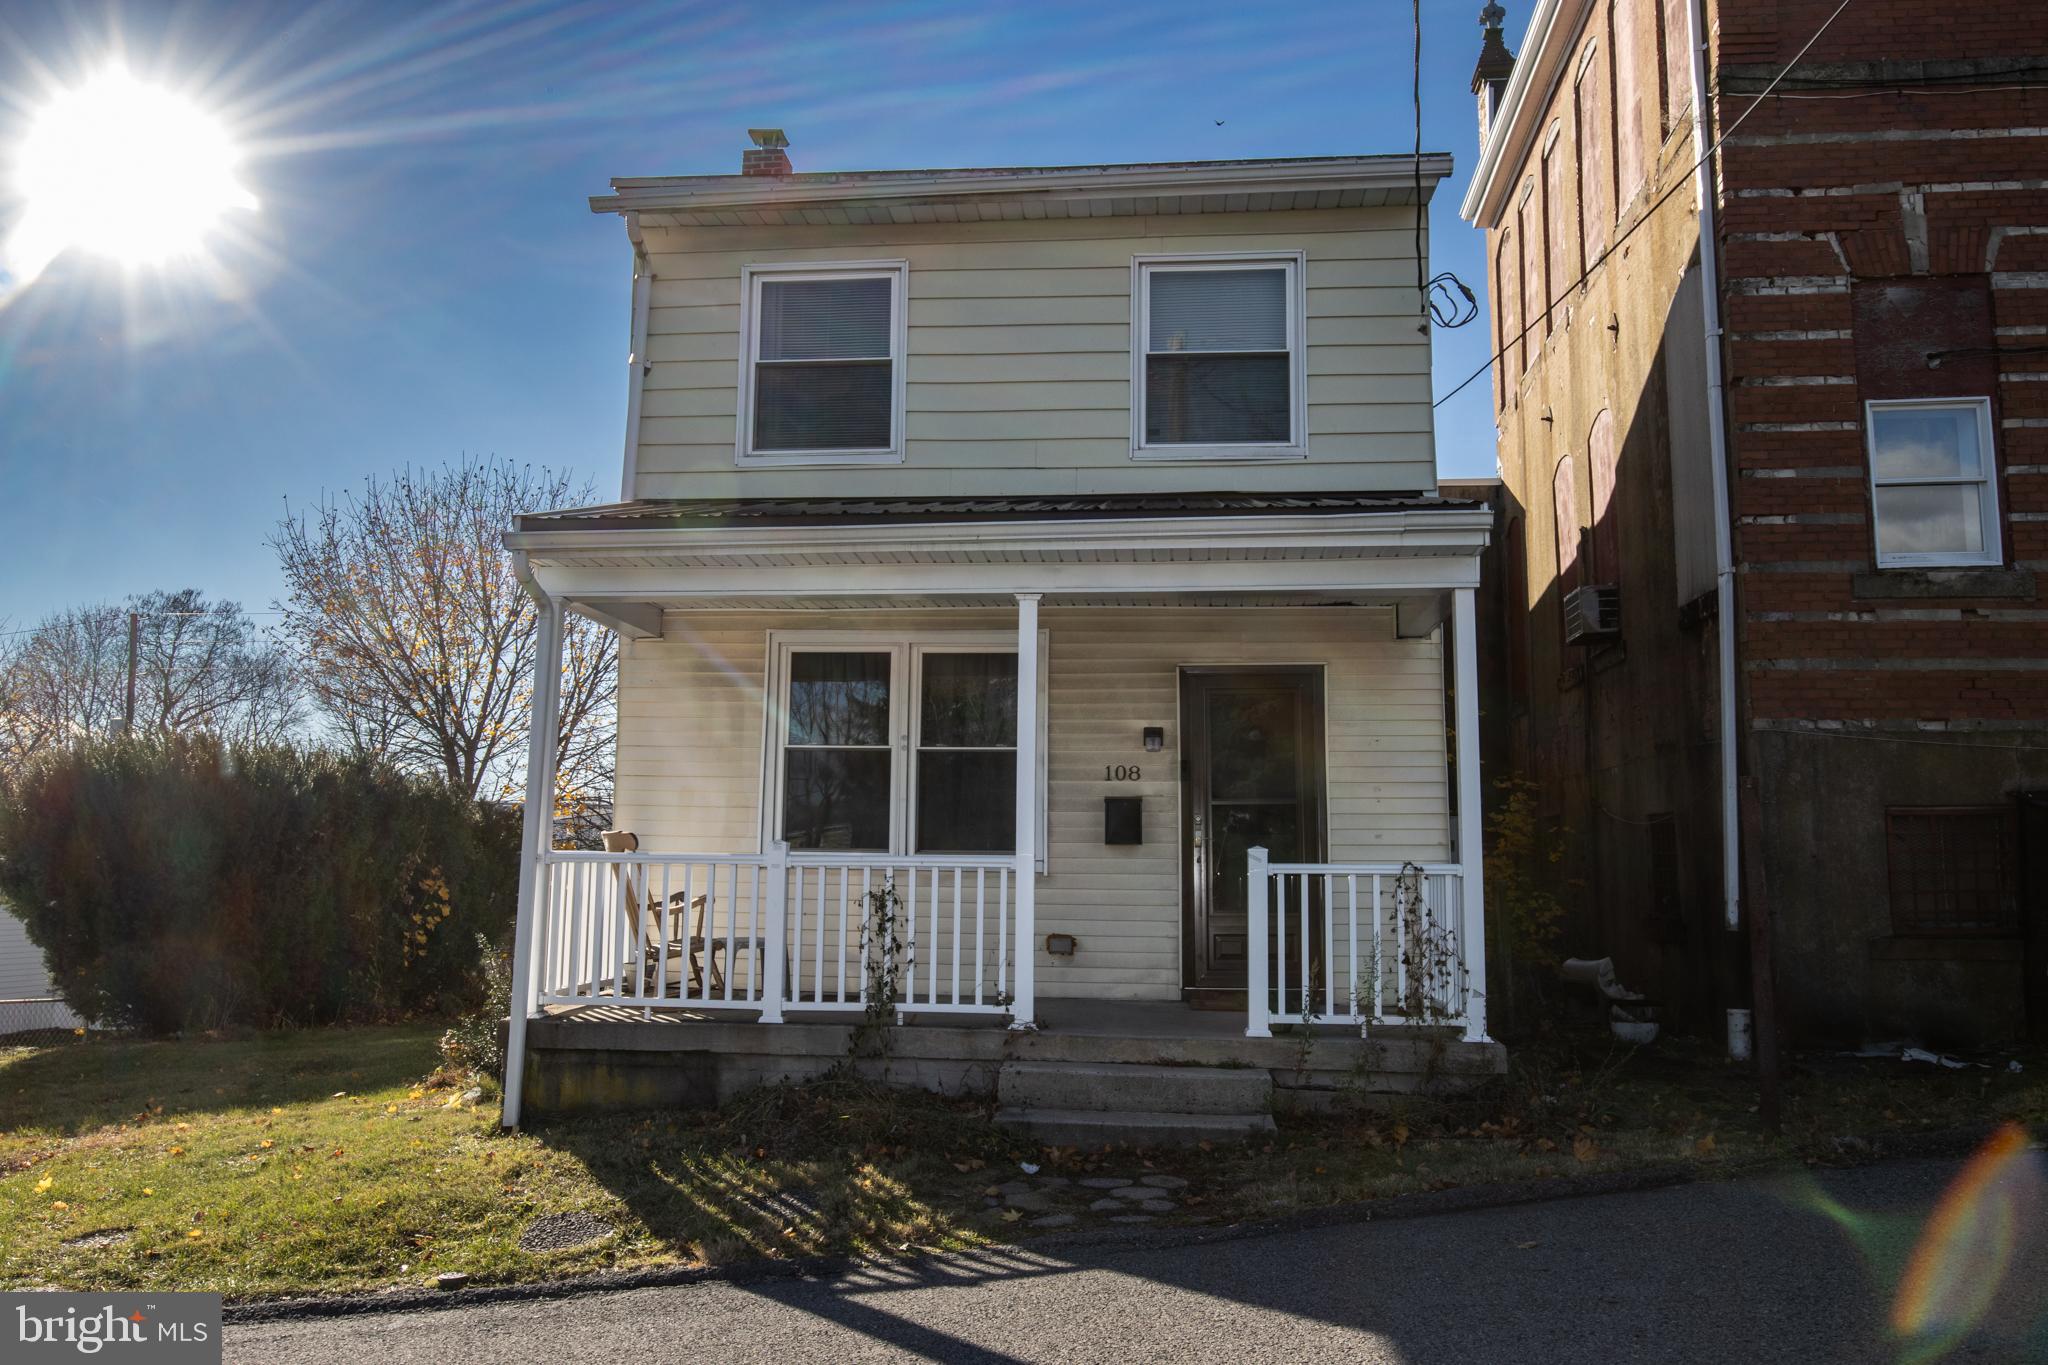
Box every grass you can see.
[2,1023,2042,1301]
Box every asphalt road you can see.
[229,1156,2048,1364]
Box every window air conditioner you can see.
[1564,584,1621,643]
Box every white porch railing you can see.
[533,845,1020,1020]
[1244,846,1482,1041]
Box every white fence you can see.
[533,846,1019,1020]
[1244,846,1477,1039]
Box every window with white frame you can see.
[740,262,906,461]
[769,636,1047,864]
[1132,254,1303,456]
[1866,398,2002,568]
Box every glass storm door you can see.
[1180,668,1325,996]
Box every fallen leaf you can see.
[1516,1240,1539,1250]
[260,1139,274,1149]
[186,1229,202,1239]
[50,1200,69,1211]
[141,1188,154,1197]
[1572,1136,1598,1163]
[168,1147,185,1157]
[33,1176,52,1193]
[999,1208,1022,1222]
[1694,1134,1717,1156]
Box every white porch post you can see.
[1244,845,1271,1038]
[759,839,789,1023]
[1451,587,1490,1042]
[1010,593,1040,1028]
[501,592,565,1130]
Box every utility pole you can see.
[123,610,140,736]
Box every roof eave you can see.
[1459,0,1590,227]
[590,153,1455,216]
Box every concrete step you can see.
[997,1060,1271,1115]
[995,1106,1278,1148]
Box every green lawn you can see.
[2,1025,2040,1301]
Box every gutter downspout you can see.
[1685,0,1741,936]
[619,213,652,502]
[500,549,563,1131]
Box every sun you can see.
[7,66,257,281]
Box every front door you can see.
[1180,668,1325,999]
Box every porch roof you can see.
[513,491,1483,533]
[504,497,1492,639]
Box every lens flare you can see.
[6,65,257,283]
[1891,1123,2044,1358]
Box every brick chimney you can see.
[1471,5,1515,149]
[742,128,791,177]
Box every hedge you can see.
[0,736,521,1032]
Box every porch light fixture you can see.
[1143,726,1165,752]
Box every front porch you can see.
[499,494,1499,1129]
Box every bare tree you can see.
[0,592,301,778]
[271,461,617,815]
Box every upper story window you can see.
[739,260,906,464]
[1866,398,2002,568]
[1132,253,1304,459]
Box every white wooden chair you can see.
[601,832,784,1000]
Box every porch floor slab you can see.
[521,995,1505,1120]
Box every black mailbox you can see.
[1104,796,1142,845]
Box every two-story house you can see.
[1463,0,2048,1055]
[497,134,1503,1135]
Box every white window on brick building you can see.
[1865,397,2002,568]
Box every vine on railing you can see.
[1395,862,1460,1023]
[848,879,910,1061]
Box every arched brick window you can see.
[1588,408,1619,585]
[1611,0,1646,208]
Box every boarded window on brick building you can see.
[1660,0,1691,132]
[1611,0,1646,207]
[1543,125,1570,334]
[1554,455,1582,593]
[1575,43,1611,265]
[1588,408,1620,586]
[1885,807,2019,937]
[1495,233,1518,405]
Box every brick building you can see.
[1460,0,2047,1047]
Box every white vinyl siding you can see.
[633,209,1436,498]
[0,905,81,1032]
[613,606,1451,1001]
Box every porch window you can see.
[1866,398,2001,568]
[740,261,906,463]
[771,638,1046,864]
[1132,253,1304,458]
[781,651,893,851]
[916,653,1018,853]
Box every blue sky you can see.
[0,0,1500,628]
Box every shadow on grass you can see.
[527,1078,1040,1268]
[0,1025,441,1136]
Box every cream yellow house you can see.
[500,135,1499,1135]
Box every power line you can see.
[1433,0,1859,412]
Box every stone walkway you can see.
[983,1171,1194,1229]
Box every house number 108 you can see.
[1104,765,1141,781]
